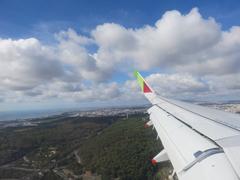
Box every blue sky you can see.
[1,0,240,39]
[0,0,240,111]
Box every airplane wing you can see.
[134,71,240,180]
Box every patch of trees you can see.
[79,117,164,179]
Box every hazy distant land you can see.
[1,100,240,122]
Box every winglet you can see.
[134,71,153,93]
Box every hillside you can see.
[0,112,172,179]
[79,116,172,179]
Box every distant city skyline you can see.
[0,0,240,111]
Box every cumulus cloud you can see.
[56,28,112,82]
[0,8,240,105]
[67,82,120,101]
[91,8,240,101]
[28,81,120,102]
[0,38,65,90]
[92,8,222,71]
[92,8,239,78]
[146,73,208,95]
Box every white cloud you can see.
[56,28,111,82]
[0,8,240,106]
[92,8,222,71]
[56,28,94,45]
[67,82,120,101]
[0,38,65,90]
[146,73,208,95]
[90,8,240,101]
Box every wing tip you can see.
[134,70,153,93]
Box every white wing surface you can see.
[134,71,240,180]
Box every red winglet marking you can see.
[143,82,152,93]
[151,159,157,165]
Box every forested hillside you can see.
[80,116,172,179]
[0,113,172,179]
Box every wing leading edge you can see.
[134,71,240,180]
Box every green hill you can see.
[79,115,171,179]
